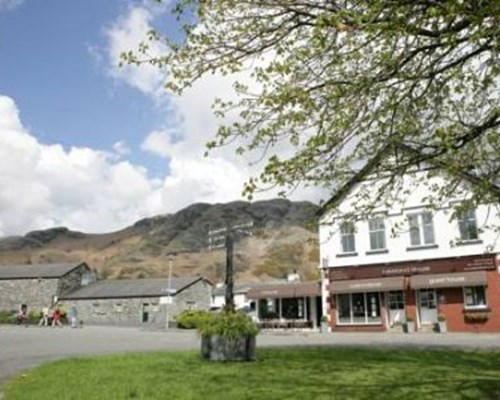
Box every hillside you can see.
[0,199,321,282]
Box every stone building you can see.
[60,277,213,327]
[0,262,93,313]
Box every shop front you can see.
[326,254,500,332]
[329,277,404,331]
[247,281,321,329]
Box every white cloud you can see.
[104,4,324,223]
[105,6,166,100]
[0,0,23,11]
[112,140,131,156]
[0,95,165,235]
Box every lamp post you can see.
[166,253,173,329]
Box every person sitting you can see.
[16,308,27,326]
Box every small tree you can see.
[124,0,499,217]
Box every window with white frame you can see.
[340,222,356,253]
[408,212,435,246]
[463,286,487,309]
[368,217,386,250]
[457,209,479,241]
[336,292,381,324]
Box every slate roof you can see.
[60,277,209,300]
[0,262,88,280]
[212,282,267,297]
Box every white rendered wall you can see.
[211,293,252,309]
[319,171,500,268]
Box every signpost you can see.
[208,221,253,312]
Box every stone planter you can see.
[320,322,329,333]
[201,335,256,361]
[437,321,447,333]
[404,321,415,333]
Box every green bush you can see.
[197,311,259,338]
[0,310,15,324]
[176,310,212,329]
[27,310,41,325]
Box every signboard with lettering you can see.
[329,254,495,281]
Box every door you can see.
[418,289,437,325]
[387,291,406,326]
[142,303,150,323]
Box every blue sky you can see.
[0,0,169,176]
[0,0,319,236]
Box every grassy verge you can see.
[3,347,500,399]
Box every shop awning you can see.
[330,276,404,294]
[247,281,321,299]
[410,271,487,289]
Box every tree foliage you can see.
[124,0,500,214]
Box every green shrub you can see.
[176,310,211,329]
[0,310,15,324]
[197,311,259,338]
[27,310,41,325]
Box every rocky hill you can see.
[0,199,321,282]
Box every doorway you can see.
[418,289,437,325]
[142,303,150,323]
[387,291,406,326]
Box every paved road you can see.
[1,325,500,385]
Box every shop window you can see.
[337,294,351,324]
[388,291,405,310]
[463,286,487,309]
[368,218,386,250]
[419,289,437,309]
[336,292,381,324]
[408,212,435,246]
[340,222,356,253]
[457,209,478,241]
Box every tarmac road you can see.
[1,325,500,385]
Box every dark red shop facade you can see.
[325,254,500,332]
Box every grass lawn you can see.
[3,347,500,400]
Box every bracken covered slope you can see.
[0,199,320,282]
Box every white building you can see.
[318,147,500,332]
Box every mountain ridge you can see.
[0,199,321,282]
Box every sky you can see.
[0,0,321,236]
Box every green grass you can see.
[3,347,500,400]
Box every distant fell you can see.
[0,199,320,282]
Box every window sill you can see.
[463,306,490,312]
[365,249,389,255]
[336,322,383,326]
[406,244,438,251]
[456,239,483,246]
[336,252,358,258]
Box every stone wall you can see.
[63,279,213,327]
[65,297,165,327]
[168,279,213,320]
[57,264,88,297]
[0,278,59,313]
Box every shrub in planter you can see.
[404,317,415,333]
[464,310,491,322]
[198,311,259,361]
[436,313,447,333]
[176,310,212,329]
